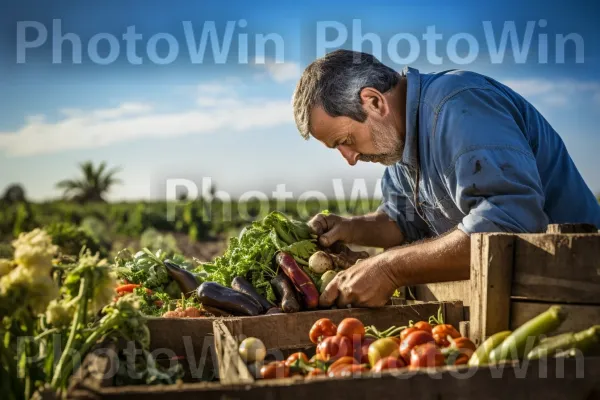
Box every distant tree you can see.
[2,183,26,204]
[56,161,122,203]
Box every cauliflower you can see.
[12,229,57,271]
[0,265,58,315]
[0,259,15,277]
[45,299,75,328]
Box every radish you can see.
[308,251,333,274]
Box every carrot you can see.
[276,252,319,309]
[116,284,141,293]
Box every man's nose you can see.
[337,145,359,166]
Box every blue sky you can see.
[1,0,599,201]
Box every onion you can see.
[308,251,333,274]
[239,337,267,363]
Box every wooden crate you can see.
[412,224,600,344]
[213,316,600,400]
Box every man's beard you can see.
[358,119,404,166]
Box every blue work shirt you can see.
[379,66,600,242]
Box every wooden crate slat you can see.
[469,233,515,345]
[412,281,471,306]
[511,234,600,304]
[511,301,600,335]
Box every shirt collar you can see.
[401,66,421,169]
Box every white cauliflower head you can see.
[12,229,58,271]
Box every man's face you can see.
[310,106,404,166]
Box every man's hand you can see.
[318,229,471,308]
[319,252,398,308]
[308,213,354,247]
[308,211,404,249]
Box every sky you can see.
[1,0,599,202]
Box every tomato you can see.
[356,337,375,364]
[371,356,406,372]
[309,318,338,344]
[328,363,368,377]
[431,325,460,348]
[309,353,326,363]
[444,337,477,365]
[260,361,290,379]
[337,318,365,341]
[367,338,401,367]
[285,352,309,367]
[410,343,445,368]
[451,337,476,354]
[413,321,433,334]
[399,330,435,361]
[432,324,460,339]
[400,327,419,341]
[328,356,358,371]
[306,368,325,378]
[317,335,353,361]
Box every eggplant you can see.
[202,304,234,317]
[164,260,200,297]
[196,282,262,316]
[231,276,274,312]
[265,307,284,315]
[270,272,300,313]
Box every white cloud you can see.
[254,57,302,83]
[502,78,600,107]
[0,83,293,157]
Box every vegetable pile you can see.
[195,211,369,315]
[240,309,477,380]
[239,305,600,380]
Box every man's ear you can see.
[359,87,389,117]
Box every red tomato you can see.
[328,356,358,371]
[400,327,419,341]
[413,321,433,334]
[306,368,325,378]
[337,318,365,341]
[371,356,406,373]
[309,318,337,344]
[446,337,477,365]
[317,335,353,361]
[285,352,309,367]
[410,343,445,368]
[356,337,376,363]
[432,324,460,339]
[328,363,368,378]
[399,331,435,361]
[260,361,290,379]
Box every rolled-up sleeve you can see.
[435,87,549,234]
[378,167,433,242]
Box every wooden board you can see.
[546,223,598,233]
[146,317,217,356]
[511,234,600,304]
[220,302,464,351]
[412,281,470,306]
[511,301,600,335]
[469,233,515,345]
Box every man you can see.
[292,49,600,309]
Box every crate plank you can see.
[469,233,515,345]
[512,234,600,304]
[511,301,600,335]
[412,281,471,306]
[546,223,598,234]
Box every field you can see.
[0,198,379,261]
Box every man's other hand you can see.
[307,213,354,247]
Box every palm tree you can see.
[56,161,122,203]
